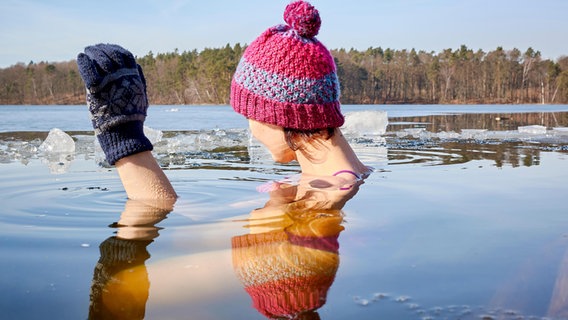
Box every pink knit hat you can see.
[230,0,344,130]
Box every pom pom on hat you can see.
[284,0,321,38]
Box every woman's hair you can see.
[284,127,335,152]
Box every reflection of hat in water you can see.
[231,214,343,319]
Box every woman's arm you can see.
[116,151,177,201]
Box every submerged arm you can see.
[116,151,177,201]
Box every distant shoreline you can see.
[1,103,568,108]
[2,46,567,105]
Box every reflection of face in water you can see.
[232,178,362,319]
[88,200,172,320]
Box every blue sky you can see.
[1,0,566,68]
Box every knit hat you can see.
[230,0,344,130]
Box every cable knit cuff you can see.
[96,121,153,165]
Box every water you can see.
[1,104,568,320]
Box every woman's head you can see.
[231,0,344,131]
[249,118,335,163]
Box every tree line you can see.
[1,44,567,105]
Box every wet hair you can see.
[283,127,335,152]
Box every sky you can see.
[1,0,567,68]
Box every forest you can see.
[1,44,567,105]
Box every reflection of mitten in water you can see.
[232,212,343,319]
[88,236,153,320]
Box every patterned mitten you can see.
[77,43,152,165]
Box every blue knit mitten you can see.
[77,43,152,165]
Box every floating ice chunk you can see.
[372,292,389,301]
[143,126,163,144]
[342,110,388,135]
[38,128,75,174]
[93,138,107,165]
[39,128,75,154]
[553,127,568,135]
[436,131,460,139]
[353,296,370,306]
[248,134,273,164]
[349,135,388,166]
[157,128,246,156]
[401,128,425,138]
[43,156,73,174]
[518,125,546,135]
[407,303,420,310]
[461,129,488,139]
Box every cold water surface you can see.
[0,105,567,319]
